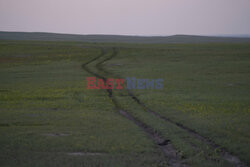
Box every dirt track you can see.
[82,48,247,167]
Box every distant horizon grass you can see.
[1,31,250,43]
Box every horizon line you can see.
[1,30,250,38]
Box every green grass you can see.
[0,40,250,166]
[0,41,166,167]
[106,43,250,165]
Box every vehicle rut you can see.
[96,48,248,167]
[82,48,186,167]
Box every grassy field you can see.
[0,40,249,166]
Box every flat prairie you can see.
[0,40,249,167]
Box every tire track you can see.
[127,90,247,167]
[97,48,248,167]
[82,48,186,167]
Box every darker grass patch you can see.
[67,152,106,156]
[12,122,49,126]
[24,97,65,101]
[0,89,10,92]
[0,123,10,127]
[43,133,70,137]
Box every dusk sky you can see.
[0,0,250,36]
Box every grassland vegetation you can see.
[0,40,249,166]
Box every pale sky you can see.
[0,0,250,36]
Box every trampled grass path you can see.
[82,47,247,167]
[82,48,186,167]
